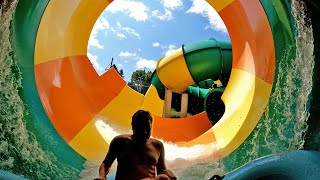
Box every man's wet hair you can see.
[132,110,152,127]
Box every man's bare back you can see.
[96,110,176,180]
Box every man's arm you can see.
[156,141,177,180]
[95,137,119,180]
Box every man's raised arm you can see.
[95,137,119,180]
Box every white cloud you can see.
[136,59,157,70]
[89,17,110,49]
[152,42,160,47]
[107,0,148,21]
[155,44,178,56]
[117,33,126,39]
[152,0,182,21]
[119,51,137,57]
[186,0,227,33]
[152,9,173,21]
[164,44,177,56]
[161,0,183,10]
[116,22,141,39]
[89,19,140,42]
[87,52,104,71]
[89,37,104,49]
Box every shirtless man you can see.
[95,110,177,180]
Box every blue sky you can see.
[87,0,230,82]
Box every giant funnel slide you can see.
[151,38,232,96]
[1,0,320,179]
[150,38,232,127]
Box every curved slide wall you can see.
[6,0,310,178]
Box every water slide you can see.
[1,0,320,179]
[150,38,232,141]
[151,38,232,97]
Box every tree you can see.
[111,64,124,78]
[119,69,124,78]
[130,69,152,94]
[106,58,124,78]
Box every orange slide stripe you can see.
[34,55,126,142]
[219,0,275,84]
[152,112,212,143]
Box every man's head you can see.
[131,110,152,142]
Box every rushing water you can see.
[0,0,316,179]
[0,1,79,179]
[222,0,315,172]
[80,0,316,179]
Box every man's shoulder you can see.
[149,138,163,146]
[112,134,132,142]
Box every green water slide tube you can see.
[151,38,232,100]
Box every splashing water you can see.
[0,1,80,179]
[80,120,225,179]
[176,1,315,177]
[80,0,315,179]
[222,0,315,172]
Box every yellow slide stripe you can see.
[183,69,272,157]
[156,48,195,93]
[141,85,164,117]
[69,119,109,160]
[99,85,144,129]
[69,85,145,160]
[207,0,235,12]
[35,0,109,64]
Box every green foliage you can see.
[170,108,192,118]
[129,69,152,94]
[119,69,124,77]
[112,64,124,78]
